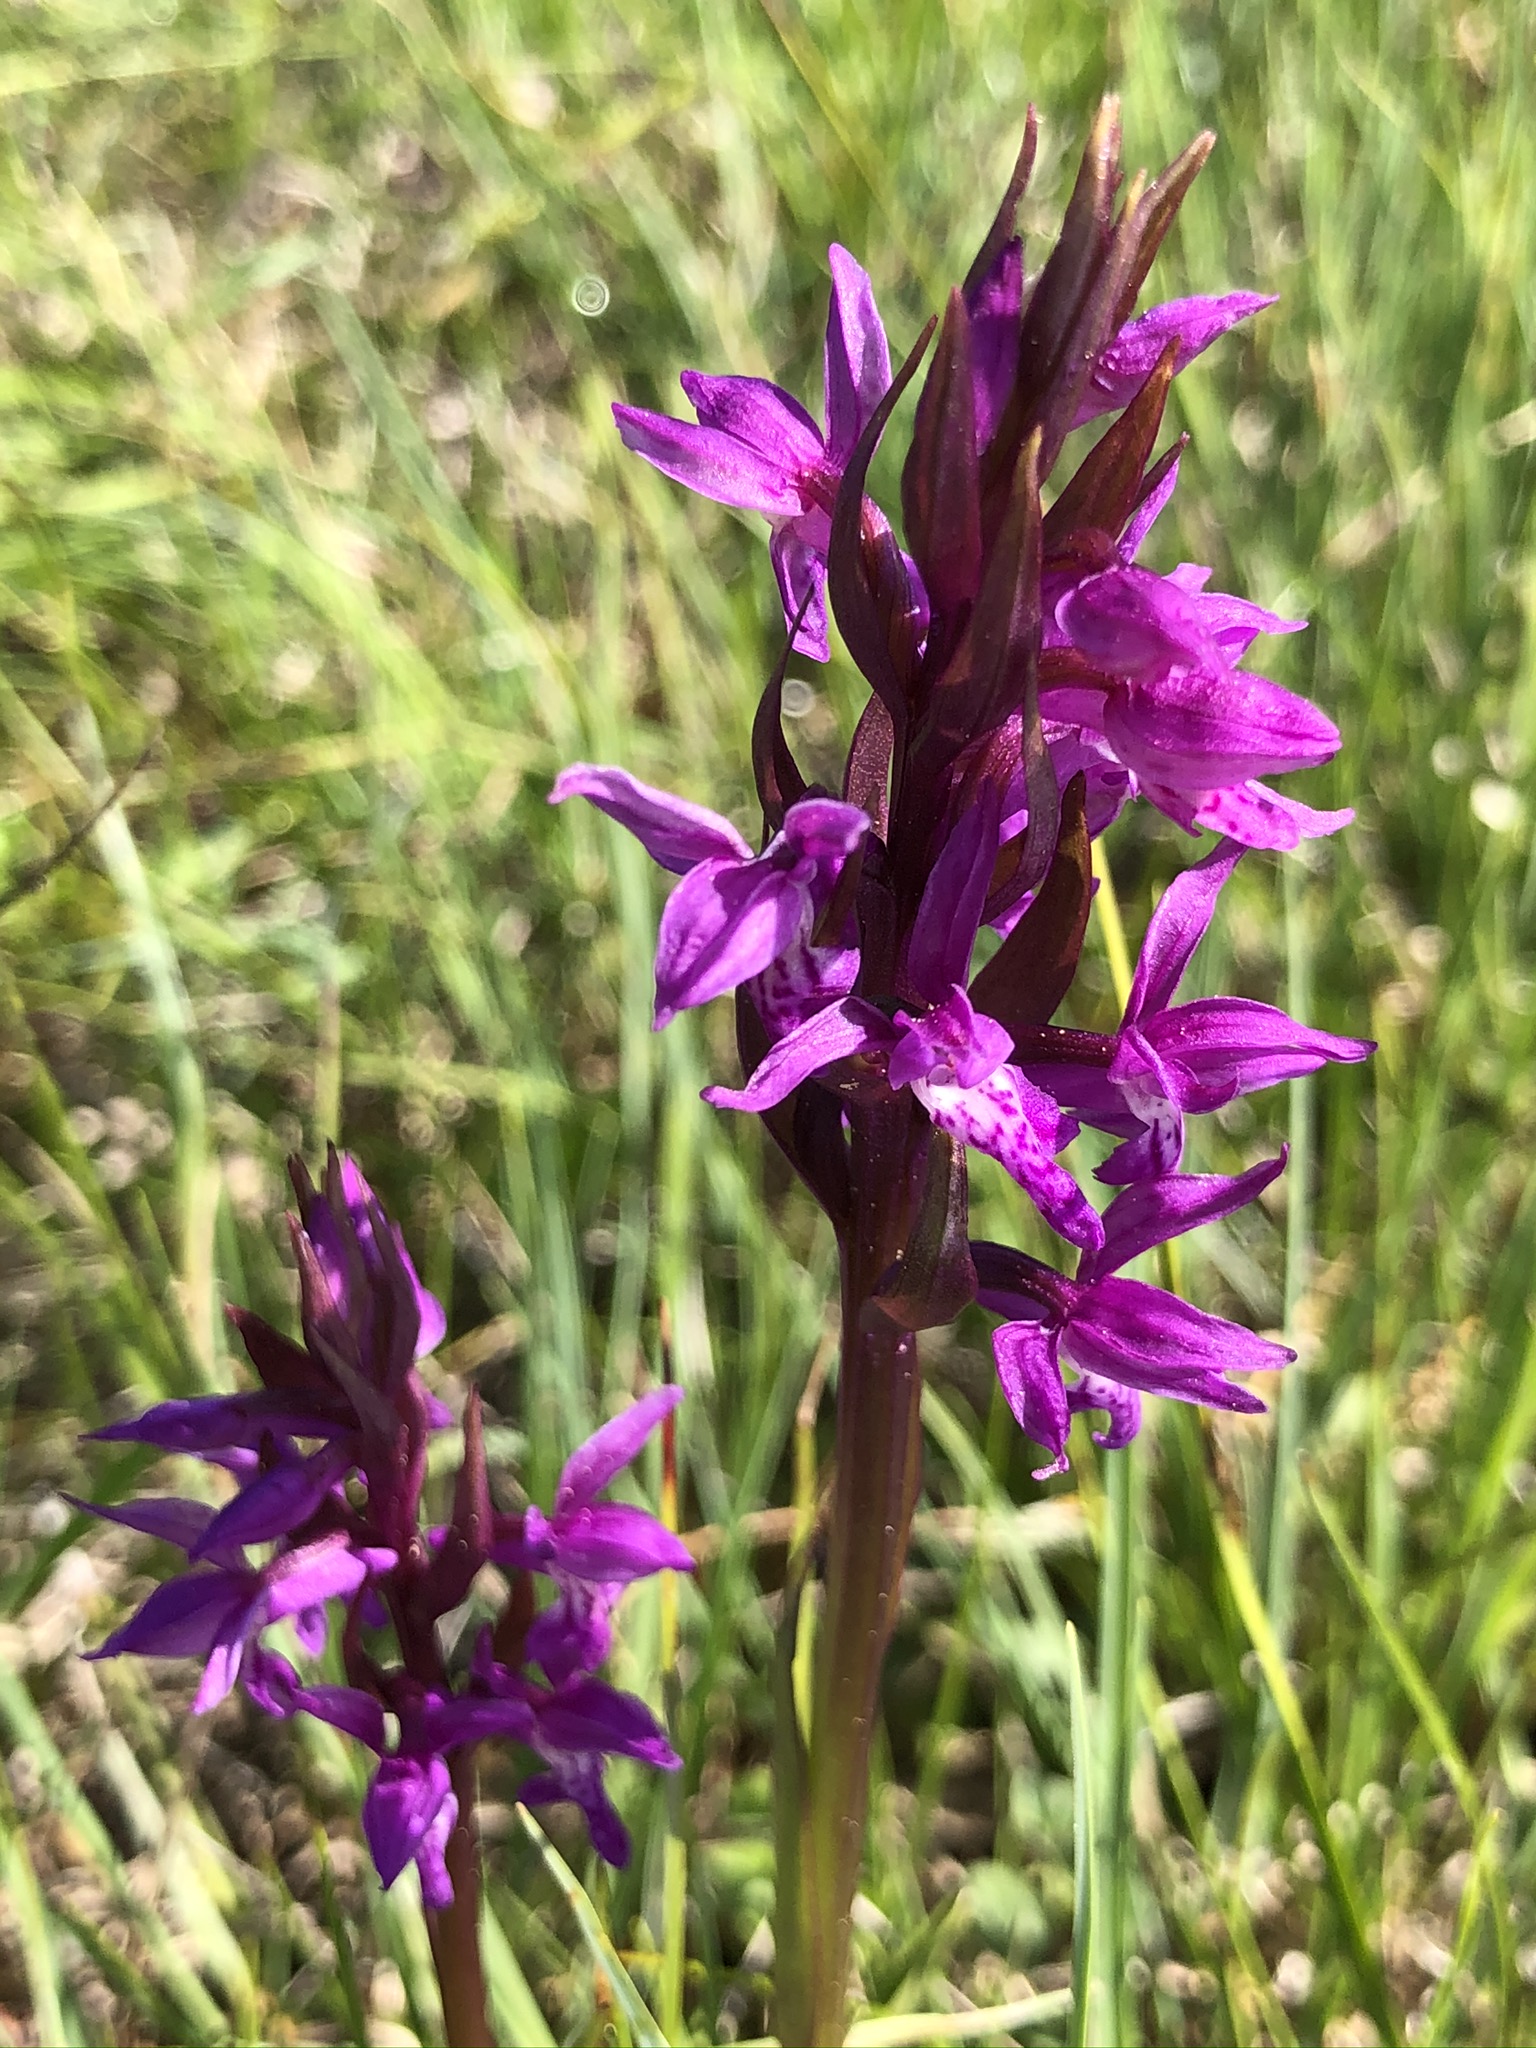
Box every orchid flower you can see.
[613,246,894,659]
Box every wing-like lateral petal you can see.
[549,764,749,875]
[555,1386,684,1512]
[992,1319,1071,1478]
[1124,838,1241,1022]
[611,401,807,516]
[823,245,894,463]
[704,998,893,1113]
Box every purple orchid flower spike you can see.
[1075,293,1277,426]
[613,246,892,658]
[1022,839,1372,1182]
[551,765,868,1031]
[974,1151,1294,1476]
[491,1385,694,1687]
[705,800,1104,1252]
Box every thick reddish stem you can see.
[425,1748,493,2048]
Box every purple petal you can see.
[534,1678,681,1769]
[547,1504,694,1583]
[770,524,831,660]
[992,1320,1071,1479]
[1179,780,1355,850]
[655,857,810,1029]
[63,1493,219,1556]
[1058,566,1221,679]
[889,986,1012,1094]
[1095,1027,1186,1186]
[415,1787,459,1910]
[679,369,825,469]
[191,1442,354,1557]
[1142,998,1374,1108]
[1187,585,1307,662]
[556,1385,683,1512]
[88,1569,252,1663]
[779,796,870,867]
[1124,839,1242,1023]
[292,1604,328,1656]
[526,1587,614,1687]
[193,1606,255,1713]
[612,400,808,516]
[703,997,893,1113]
[1068,1274,1293,1390]
[85,1390,352,1453]
[917,1066,1103,1252]
[242,1649,388,1748]
[906,793,1000,1004]
[520,1764,631,1869]
[751,936,860,1039]
[421,1691,539,1749]
[1119,456,1182,562]
[822,245,893,464]
[262,1535,374,1622]
[1067,1372,1142,1451]
[549,764,748,876]
[1095,1151,1289,1279]
[1106,669,1342,788]
[1077,292,1277,426]
[965,236,1023,451]
[364,1756,455,1893]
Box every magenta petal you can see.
[1125,839,1242,1022]
[1068,1275,1293,1387]
[1067,1372,1142,1451]
[262,1535,373,1622]
[89,1569,252,1663]
[1119,455,1182,562]
[906,792,1000,1003]
[1183,781,1354,849]
[770,525,831,659]
[547,1504,694,1583]
[1078,292,1277,425]
[992,1320,1071,1478]
[1059,566,1221,678]
[415,1789,459,1910]
[654,858,809,1028]
[549,764,749,876]
[534,1677,681,1769]
[85,1390,351,1453]
[612,401,806,516]
[63,1493,219,1556]
[520,1762,631,1868]
[193,1610,254,1713]
[918,1067,1103,1252]
[704,997,893,1113]
[966,236,1023,451]
[1107,669,1342,787]
[823,244,893,463]
[889,986,1012,1093]
[191,1442,353,1556]
[1143,997,1374,1105]
[526,1588,614,1687]
[1095,1150,1289,1279]
[556,1385,683,1511]
[364,1756,455,1893]
[678,369,824,470]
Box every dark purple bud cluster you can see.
[77,1150,689,1900]
[555,103,1372,1471]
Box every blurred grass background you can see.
[0,0,1534,2041]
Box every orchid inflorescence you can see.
[558,102,1371,1476]
[76,1151,690,1905]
